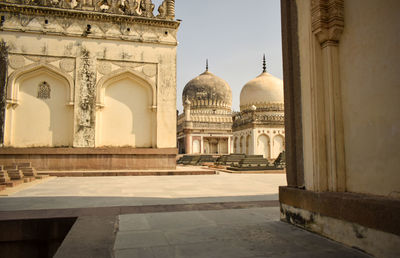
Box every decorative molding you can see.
[6,62,75,104]
[8,55,25,69]
[0,2,180,29]
[96,60,112,75]
[311,0,344,46]
[59,58,75,73]
[240,102,284,112]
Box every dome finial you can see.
[263,54,267,73]
[206,59,209,71]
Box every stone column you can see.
[200,135,204,154]
[185,133,191,154]
[227,136,231,154]
[311,0,346,191]
[73,47,97,147]
[0,41,8,146]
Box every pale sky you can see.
[153,0,282,112]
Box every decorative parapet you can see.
[311,0,344,46]
[0,0,179,29]
[190,121,232,130]
[240,102,284,113]
[232,112,284,129]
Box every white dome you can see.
[240,72,283,111]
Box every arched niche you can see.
[5,64,74,147]
[7,63,74,106]
[273,134,285,159]
[95,70,156,147]
[246,135,251,155]
[240,136,245,154]
[257,134,270,159]
[193,139,200,154]
[96,68,156,109]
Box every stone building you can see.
[232,56,285,160]
[177,63,233,154]
[0,0,179,170]
[280,0,400,256]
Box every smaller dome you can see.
[182,70,232,110]
[240,72,283,111]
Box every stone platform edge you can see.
[0,147,178,155]
[0,147,178,170]
[37,170,216,177]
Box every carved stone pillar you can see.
[73,47,97,147]
[0,41,8,146]
[311,0,346,192]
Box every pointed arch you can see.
[257,134,270,159]
[96,68,156,108]
[7,63,74,105]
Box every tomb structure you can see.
[232,56,285,160]
[0,0,179,170]
[177,62,233,154]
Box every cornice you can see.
[0,2,180,29]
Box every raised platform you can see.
[37,168,216,177]
[0,147,177,171]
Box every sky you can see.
[153,0,282,112]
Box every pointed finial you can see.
[262,54,267,73]
[206,59,209,71]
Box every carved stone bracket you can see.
[311,0,344,46]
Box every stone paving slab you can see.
[113,207,371,258]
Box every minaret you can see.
[206,59,209,72]
[263,54,267,73]
[166,0,175,20]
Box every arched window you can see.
[37,81,51,99]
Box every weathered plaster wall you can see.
[99,77,153,147]
[10,71,73,146]
[0,13,178,148]
[339,0,400,197]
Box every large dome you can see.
[240,72,283,111]
[183,70,232,109]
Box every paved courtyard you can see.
[0,173,371,257]
[0,173,285,211]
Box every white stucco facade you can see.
[232,59,285,160]
[0,0,179,149]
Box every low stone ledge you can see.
[0,148,178,170]
[0,147,178,155]
[279,186,400,236]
